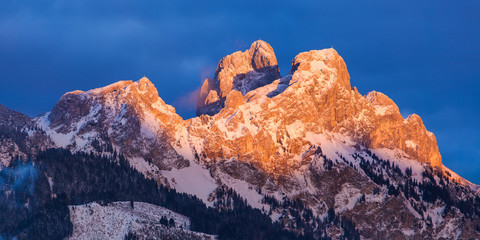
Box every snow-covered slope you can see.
[68,201,214,240]
[1,40,479,239]
[33,77,187,184]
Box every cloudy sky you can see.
[1,0,479,183]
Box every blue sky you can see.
[1,0,479,183]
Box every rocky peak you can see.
[89,80,133,95]
[133,77,160,102]
[224,90,245,110]
[0,104,32,128]
[289,48,351,91]
[190,46,444,171]
[285,50,442,167]
[365,91,397,108]
[38,77,186,172]
[249,40,278,71]
[49,90,91,130]
[360,91,442,167]
[196,40,281,116]
[48,80,138,132]
[364,91,401,118]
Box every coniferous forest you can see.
[3,146,479,239]
[0,148,304,240]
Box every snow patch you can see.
[68,201,194,240]
[334,183,363,213]
[373,105,391,116]
[286,120,305,139]
[215,168,269,211]
[35,103,102,149]
[161,160,218,206]
[405,140,417,149]
[128,157,160,179]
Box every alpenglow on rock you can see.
[38,77,187,175]
[192,46,442,172]
[12,41,443,175]
[2,40,479,239]
[196,40,281,116]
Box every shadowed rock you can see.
[196,40,281,116]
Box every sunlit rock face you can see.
[39,77,187,171]
[364,92,442,167]
[192,45,442,172]
[32,40,443,176]
[196,40,281,116]
[3,40,477,239]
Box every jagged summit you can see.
[1,42,480,240]
[27,41,444,173]
[48,77,179,132]
[42,43,444,171]
[248,40,279,71]
[364,91,401,118]
[88,80,133,95]
[191,43,443,170]
[39,77,186,173]
[61,77,155,96]
[196,40,281,116]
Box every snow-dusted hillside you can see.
[68,201,215,240]
[1,40,479,239]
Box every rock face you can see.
[0,104,33,128]
[364,92,442,167]
[191,48,442,175]
[196,40,281,116]
[23,41,442,176]
[37,77,187,173]
[0,104,52,166]
[2,40,478,239]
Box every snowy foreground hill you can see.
[69,202,214,240]
[1,40,480,239]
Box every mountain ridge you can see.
[191,43,442,170]
[0,40,471,189]
[1,40,479,239]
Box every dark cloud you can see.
[0,0,479,183]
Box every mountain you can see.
[197,40,281,116]
[0,104,52,167]
[1,40,479,239]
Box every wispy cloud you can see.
[172,87,201,118]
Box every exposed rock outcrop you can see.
[0,104,52,166]
[365,92,442,167]
[0,104,33,128]
[38,77,187,172]
[196,40,281,116]
[192,47,442,173]
[1,40,478,240]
